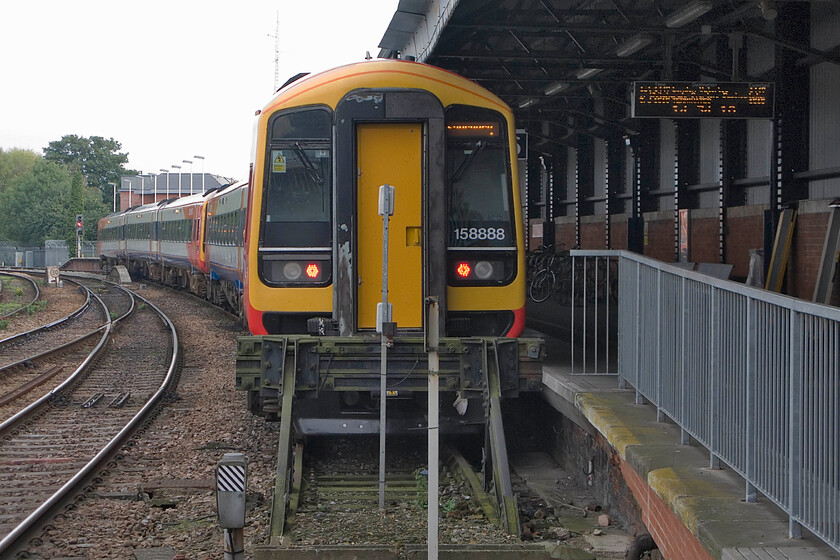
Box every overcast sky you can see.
[0,1,398,182]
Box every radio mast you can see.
[268,12,280,92]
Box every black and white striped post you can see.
[216,453,247,560]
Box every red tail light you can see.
[457,263,471,278]
[306,263,320,278]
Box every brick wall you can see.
[725,207,765,280]
[580,218,606,249]
[789,203,829,301]
[619,460,715,560]
[688,214,719,265]
[554,218,577,251]
[643,212,675,263]
[611,216,629,250]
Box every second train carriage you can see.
[235,59,544,436]
[98,181,249,314]
[204,181,248,311]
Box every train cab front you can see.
[236,61,544,435]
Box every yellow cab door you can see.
[356,123,423,330]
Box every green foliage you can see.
[414,469,428,509]
[0,148,40,194]
[0,144,111,246]
[26,300,47,315]
[43,134,136,208]
[0,320,7,330]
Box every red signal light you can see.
[456,263,471,278]
[305,263,320,278]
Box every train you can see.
[99,59,543,439]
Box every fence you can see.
[574,249,840,552]
[0,241,96,268]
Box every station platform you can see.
[527,302,839,560]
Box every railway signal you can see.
[75,214,83,258]
[216,453,247,560]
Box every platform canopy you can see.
[378,0,836,156]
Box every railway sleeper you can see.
[236,334,544,541]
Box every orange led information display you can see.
[446,122,499,137]
[632,82,774,119]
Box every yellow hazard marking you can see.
[272,151,286,173]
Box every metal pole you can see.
[426,297,440,560]
[223,528,244,560]
[160,169,169,198]
[378,184,395,511]
[172,165,182,197]
[195,155,205,191]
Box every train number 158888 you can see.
[453,227,506,241]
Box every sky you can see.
[0,0,399,182]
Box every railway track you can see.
[0,272,40,320]
[0,279,124,422]
[274,436,538,555]
[0,283,180,556]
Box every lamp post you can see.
[123,178,132,208]
[183,159,193,193]
[171,165,182,197]
[139,174,151,205]
[194,155,205,191]
[160,169,169,198]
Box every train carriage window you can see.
[260,106,333,286]
[446,106,515,249]
[263,108,332,249]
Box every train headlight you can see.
[283,262,302,281]
[474,260,493,280]
[448,254,514,285]
[261,256,332,286]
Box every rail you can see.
[569,249,840,553]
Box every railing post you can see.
[571,255,576,372]
[745,297,757,503]
[709,285,720,470]
[656,268,663,422]
[680,275,688,444]
[788,310,802,539]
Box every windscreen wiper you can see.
[293,143,323,184]
[451,140,486,182]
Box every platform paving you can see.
[532,323,839,560]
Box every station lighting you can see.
[575,68,603,80]
[616,34,654,57]
[544,81,569,95]
[665,1,713,28]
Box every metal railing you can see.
[581,249,840,553]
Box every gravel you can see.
[17,281,628,559]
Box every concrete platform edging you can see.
[540,371,839,560]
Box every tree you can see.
[43,135,136,208]
[0,158,108,245]
[0,148,40,194]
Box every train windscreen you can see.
[262,108,332,249]
[446,106,515,249]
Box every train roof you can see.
[208,180,248,199]
[157,191,210,210]
[262,59,511,116]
